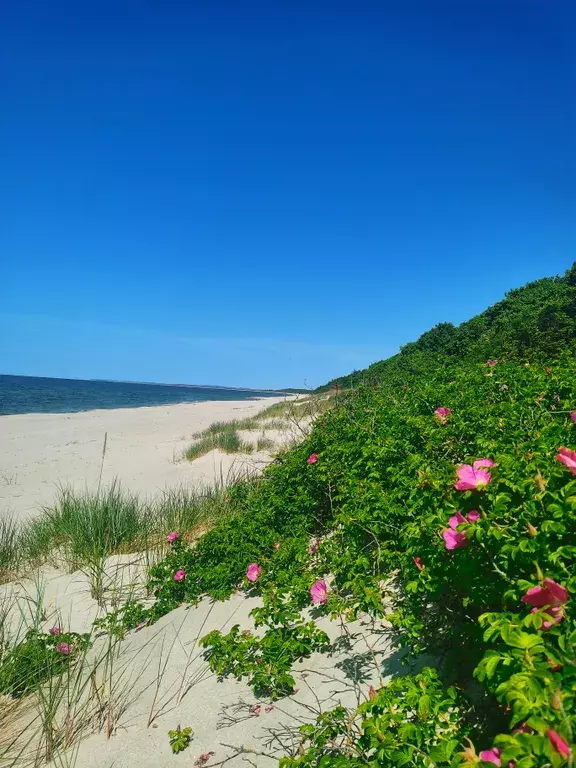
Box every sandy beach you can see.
[0,396,294,521]
[0,393,399,768]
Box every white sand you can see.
[0,396,295,521]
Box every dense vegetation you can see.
[5,264,575,766]
[318,263,576,393]
[96,264,576,767]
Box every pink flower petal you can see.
[56,642,71,655]
[449,511,467,529]
[555,446,576,474]
[246,563,262,583]
[480,748,501,766]
[543,577,569,605]
[310,579,328,604]
[455,463,492,490]
[443,528,469,550]
[548,729,571,758]
[174,569,186,582]
[522,578,567,609]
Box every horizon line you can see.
[0,371,303,395]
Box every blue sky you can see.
[1,1,573,389]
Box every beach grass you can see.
[256,435,275,452]
[43,482,145,563]
[0,513,21,579]
[191,417,261,438]
[185,427,254,461]
[184,395,334,463]
[0,475,247,587]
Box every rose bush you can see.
[98,354,576,765]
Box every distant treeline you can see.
[316,261,576,392]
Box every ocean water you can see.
[0,375,282,416]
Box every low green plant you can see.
[280,668,472,767]
[94,600,150,639]
[201,592,331,699]
[0,628,91,697]
[168,725,193,754]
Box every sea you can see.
[0,374,283,416]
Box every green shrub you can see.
[0,628,91,697]
[280,667,472,767]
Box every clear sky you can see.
[1,1,574,389]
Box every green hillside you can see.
[317,261,576,392]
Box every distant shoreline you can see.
[0,374,293,417]
[0,371,293,394]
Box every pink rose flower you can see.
[522,577,568,608]
[454,459,494,490]
[307,453,318,464]
[547,729,571,758]
[274,541,280,549]
[414,556,424,571]
[480,748,501,766]
[555,446,576,474]
[252,705,261,716]
[434,407,452,424]
[487,359,498,367]
[56,642,71,655]
[49,626,61,636]
[442,510,479,550]
[174,569,186,582]
[571,412,576,423]
[246,563,262,582]
[522,578,568,628]
[167,531,179,544]
[310,579,328,604]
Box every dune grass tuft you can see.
[42,482,145,565]
[0,475,247,586]
[256,436,275,452]
[0,514,21,580]
[185,428,254,461]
